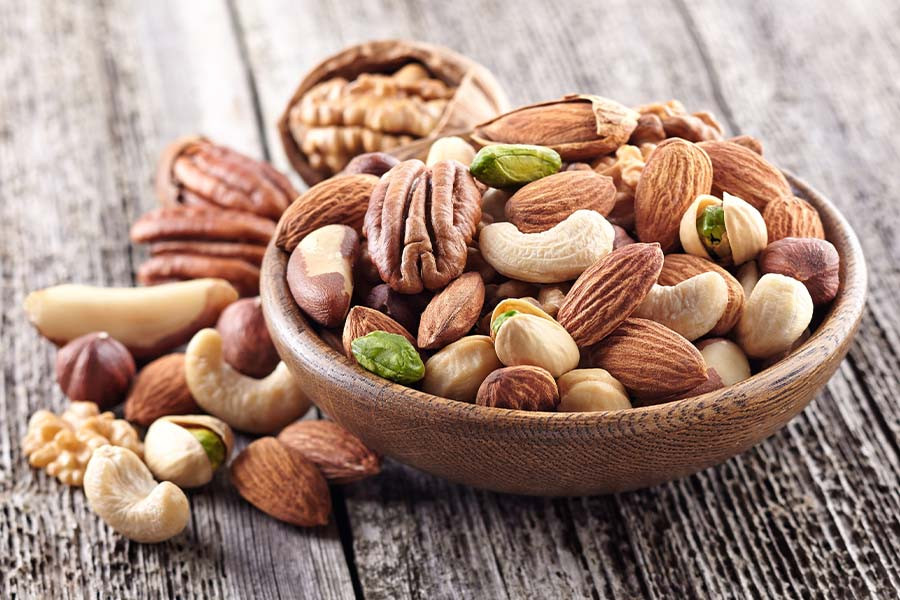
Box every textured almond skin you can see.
[417,273,485,349]
[698,140,791,210]
[287,225,360,327]
[342,306,416,358]
[762,195,825,243]
[277,420,381,484]
[557,243,664,347]
[230,437,330,527]
[636,368,725,406]
[124,354,200,426]
[476,365,560,411]
[588,318,707,399]
[727,135,763,155]
[659,254,745,335]
[759,237,840,305]
[275,174,379,252]
[634,138,713,251]
[505,171,616,233]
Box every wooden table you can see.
[2,1,899,597]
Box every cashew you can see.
[493,313,580,377]
[557,369,631,412]
[696,339,751,386]
[426,136,476,166]
[422,335,502,402]
[680,192,767,265]
[185,329,311,434]
[83,445,190,543]
[23,279,238,359]
[479,210,615,283]
[735,274,813,359]
[633,272,728,341]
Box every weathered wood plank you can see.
[0,2,354,598]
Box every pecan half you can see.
[156,136,297,221]
[364,159,481,294]
[130,207,275,246]
[149,241,266,266]
[138,255,260,297]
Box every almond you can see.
[698,140,791,211]
[587,318,707,399]
[762,195,825,243]
[557,243,664,347]
[634,138,713,251]
[727,135,763,155]
[475,365,559,411]
[230,437,331,527]
[123,354,200,427]
[277,420,381,484]
[275,174,378,252]
[342,306,416,358]
[635,368,724,406]
[417,273,485,349]
[505,171,616,233]
[658,254,745,335]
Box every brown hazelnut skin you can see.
[364,284,431,334]
[216,297,280,378]
[476,366,560,411]
[55,332,135,409]
[759,237,840,305]
[341,152,399,177]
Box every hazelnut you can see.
[364,284,431,334]
[55,332,135,409]
[216,297,279,377]
[476,365,559,411]
[759,237,840,305]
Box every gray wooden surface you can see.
[2,0,899,598]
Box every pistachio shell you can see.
[679,194,722,259]
[144,415,233,488]
[722,192,768,265]
[489,297,556,333]
[493,313,580,377]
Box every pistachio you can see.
[557,369,631,412]
[350,331,425,384]
[680,192,767,265]
[469,144,561,188]
[421,335,502,402]
[493,313,579,378]
[143,415,234,488]
[490,310,519,335]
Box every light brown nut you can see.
[124,354,199,426]
[679,192,768,265]
[588,318,707,399]
[660,111,724,142]
[493,313,580,378]
[426,136,476,166]
[696,339,751,386]
[658,254,744,335]
[504,171,616,233]
[472,95,639,160]
[641,368,725,406]
[287,224,360,328]
[274,174,379,252]
[759,237,840,305]
[364,284,431,334]
[628,113,666,145]
[230,437,331,526]
[364,159,482,293]
[138,254,260,297]
[634,138,713,251]
[130,206,275,246]
[557,369,631,412]
[735,273,814,359]
[417,273,485,349]
[342,306,416,359]
[698,140,791,211]
[537,284,569,318]
[143,415,234,488]
[557,243,664,347]
[56,332,135,409]
[216,297,279,378]
[150,240,266,266]
[422,335,502,402]
[489,297,555,327]
[156,136,296,220]
[341,152,400,177]
[465,247,498,284]
[762,195,826,243]
[277,420,381,484]
[475,365,560,411]
[633,272,729,341]
[480,187,511,225]
[727,135,763,155]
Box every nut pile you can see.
[279,93,839,411]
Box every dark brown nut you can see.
[287,225,360,327]
[156,136,296,221]
[564,162,595,172]
[635,368,724,406]
[465,247,498,284]
[505,171,616,233]
[318,328,345,355]
[216,297,279,378]
[274,174,379,253]
[417,273,485,350]
[728,135,763,155]
[277,420,381,484]
[342,306,416,358]
[611,225,636,249]
[762,195,826,243]
[130,206,275,246]
[475,365,559,411]
[56,332,135,409]
[660,112,724,142]
[628,113,666,145]
[124,354,200,426]
[759,237,840,305]
[364,159,482,293]
[341,152,400,177]
[137,254,260,297]
[364,284,431,334]
[483,280,541,310]
[149,241,266,266]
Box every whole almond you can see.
[634,138,713,251]
[275,174,378,252]
[557,243,664,347]
[123,353,200,426]
[658,254,745,335]
[475,365,559,411]
[277,420,381,484]
[762,195,825,243]
[230,437,331,527]
[588,318,707,399]
[417,273,485,349]
[635,368,724,406]
[342,306,416,358]
[505,171,616,233]
[698,140,791,211]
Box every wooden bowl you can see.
[261,173,866,496]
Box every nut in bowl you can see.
[262,95,866,497]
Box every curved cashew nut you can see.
[185,329,311,434]
[735,274,813,359]
[633,272,728,341]
[83,445,190,543]
[479,210,614,283]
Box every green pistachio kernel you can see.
[696,205,728,256]
[351,331,425,385]
[490,310,520,335]
[469,144,562,188]
[185,427,226,470]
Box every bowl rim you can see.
[262,171,867,430]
